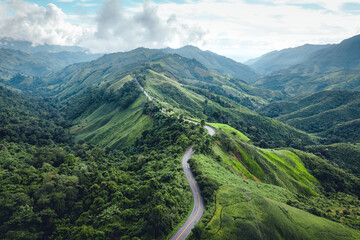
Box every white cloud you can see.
[81,0,206,53]
[152,0,360,61]
[0,0,92,46]
[0,0,358,62]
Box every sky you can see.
[0,0,359,62]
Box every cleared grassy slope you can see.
[203,185,360,240]
[71,95,153,149]
[188,127,360,239]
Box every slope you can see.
[162,45,259,83]
[188,125,360,239]
[62,76,153,149]
[0,85,70,145]
[135,66,316,148]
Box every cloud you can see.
[151,0,360,61]
[82,0,206,52]
[0,0,91,45]
[0,0,358,62]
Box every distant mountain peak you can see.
[161,45,259,83]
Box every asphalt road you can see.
[169,126,215,240]
[169,147,204,240]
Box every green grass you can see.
[260,149,318,195]
[211,129,319,196]
[71,95,153,149]
[191,154,297,203]
[201,185,360,240]
[208,123,250,142]
[104,74,132,91]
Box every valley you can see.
[0,33,360,240]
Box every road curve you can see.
[169,126,215,240]
[169,147,204,240]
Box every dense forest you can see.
[0,99,212,239]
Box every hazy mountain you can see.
[162,45,259,83]
[0,48,52,77]
[0,38,86,53]
[246,44,330,75]
[256,34,360,96]
[301,34,360,73]
[0,39,101,77]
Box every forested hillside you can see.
[0,96,211,239]
[258,90,360,143]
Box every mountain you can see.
[246,44,330,75]
[0,39,101,78]
[0,49,53,77]
[162,45,259,83]
[302,34,360,73]
[255,35,360,96]
[45,47,318,149]
[0,38,86,53]
[258,90,360,143]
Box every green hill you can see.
[188,126,360,239]
[0,49,52,77]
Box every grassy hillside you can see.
[61,76,153,150]
[188,126,360,239]
[71,95,153,149]
[43,48,313,149]
[258,90,360,143]
[198,185,360,240]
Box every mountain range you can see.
[0,34,359,240]
[254,34,360,95]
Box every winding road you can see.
[169,126,215,240]
[133,74,215,239]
